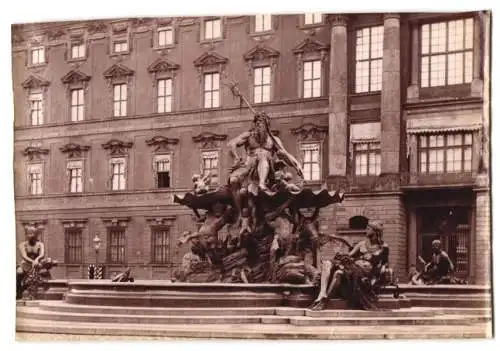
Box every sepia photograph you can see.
[8,3,494,343]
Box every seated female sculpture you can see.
[309,220,389,310]
[16,225,57,300]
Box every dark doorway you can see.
[417,206,471,279]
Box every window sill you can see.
[336,229,367,236]
[349,91,381,98]
[110,51,131,57]
[28,63,48,69]
[250,31,275,37]
[64,192,85,197]
[298,23,326,30]
[67,57,87,63]
[150,263,175,268]
[303,180,323,187]
[200,38,223,45]
[154,45,175,51]
[301,95,324,100]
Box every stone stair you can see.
[16,300,492,339]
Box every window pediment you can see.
[193,51,228,68]
[21,75,50,90]
[103,63,134,80]
[146,136,179,153]
[243,44,280,62]
[101,139,133,156]
[22,145,49,161]
[192,132,227,149]
[61,219,88,229]
[291,123,328,141]
[60,143,91,158]
[145,216,176,227]
[101,217,131,228]
[61,69,91,85]
[22,220,47,231]
[147,58,180,74]
[293,38,330,58]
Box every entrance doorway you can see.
[417,207,471,279]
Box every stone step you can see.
[16,318,492,339]
[37,301,277,316]
[288,314,491,327]
[36,301,489,318]
[16,307,490,327]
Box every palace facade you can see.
[12,12,491,283]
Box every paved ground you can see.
[15,321,492,341]
[16,332,184,341]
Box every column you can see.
[407,25,420,101]
[474,185,490,285]
[327,15,349,182]
[471,12,484,97]
[380,14,402,174]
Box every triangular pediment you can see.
[103,63,134,79]
[61,70,91,84]
[292,38,329,55]
[21,75,50,89]
[243,45,280,61]
[147,58,180,73]
[193,52,228,67]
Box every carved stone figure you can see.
[173,80,345,288]
[16,226,58,300]
[309,221,396,310]
[112,267,134,282]
[409,240,467,285]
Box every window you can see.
[354,142,381,176]
[255,15,272,32]
[355,26,384,93]
[418,134,472,174]
[303,60,322,98]
[27,163,43,195]
[113,83,127,117]
[110,158,126,190]
[253,66,271,103]
[107,228,125,264]
[304,13,322,25]
[71,42,85,59]
[70,88,84,121]
[113,40,128,53]
[421,18,474,87]
[204,19,221,40]
[31,47,45,65]
[152,227,171,264]
[301,143,321,181]
[203,72,220,108]
[29,93,43,126]
[158,27,173,47]
[65,228,83,263]
[157,79,172,113]
[67,160,83,193]
[201,151,219,185]
[154,154,171,189]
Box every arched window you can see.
[349,216,369,230]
